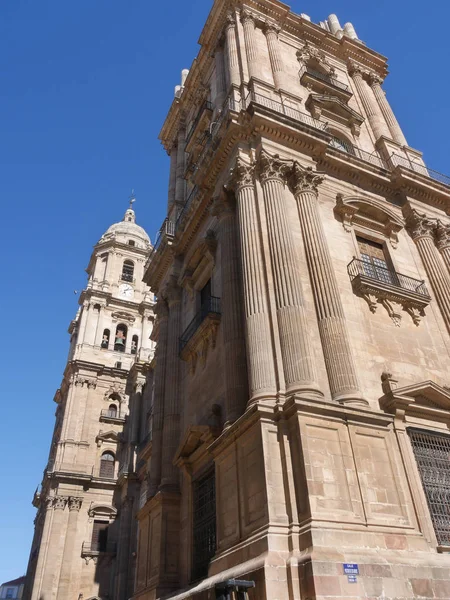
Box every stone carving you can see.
[68,497,83,512]
[297,43,335,76]
[404,208,437,241]
[263,22,281,36]
[230,157,255,191]
[53,496,68,510]
[240,8,256,26]
[381,371,398,395]
[380,299,402,327]
[258,150,291,184]
[289,162,325,195]
[154,298,169,320]
[435,220,450,251]
[104,383,125,400]
[74,376,97,389]
[111,310,136,324]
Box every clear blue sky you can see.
[0,0,448,584]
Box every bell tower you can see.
[24,201,155,600]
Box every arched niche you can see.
[334,194,404,248]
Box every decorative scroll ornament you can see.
[289,162,325,196]
[258,150,291,185]
[435,220,450,251]
[230,157,255,192]
[296,43,334,75]
[404,208,437,241]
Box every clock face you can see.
[119,283,134,299]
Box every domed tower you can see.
[24,201,155,600]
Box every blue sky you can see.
[0,0,449,584]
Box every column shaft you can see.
[291,164,365,405]
[370,76,407,146]
[264,25,284,89]
[40,497,67,597]
[259,153,320,396]
[233,159,277,401]
[148,302,169,496]
[241,11,259,80]
[30,501,53,600]
[225,16,240,87]
[56,498,82,600]
[349,65,390,140]
[115,497,133,600]
[436,222,450,274]
[406,210,450,335]
[160,286,182,490]
[168,146,178,210]
[215,46,227,109]
[174,128,186,208]
[213,195,248,424]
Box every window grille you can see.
[192,470,216,581]
[409,428,450,546]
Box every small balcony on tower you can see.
[300,65,352,103]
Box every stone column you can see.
[241,9,259,81]
[232,157,277,402]
[348,61,390,141]
[290,163,366,405]
[405,209,450,334]
[40,496,68,596]
[116,496,133,600]
[148,300,169,496]
[215,45,227,109]
[258,151,321,397]
[174,127,186,209]
[225,14,241,88]
[160,281,182,490]
[212,192,248,425]
[30,499,54,600]
[263,23,284,90]
[369,73,407,146]
[168,145,178,211]
[56,497,82,600]
[435,221,450,274]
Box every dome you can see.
[99,204,151,249]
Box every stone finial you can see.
[289,162,325,196]
[381,371,398,395]
[230,156,255,192]
[258,150,291,185]
[343,22,358,40]
[404,207,437,241]
[435,220,450,251]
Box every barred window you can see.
[192,469,216,581]
[409,428,450,546]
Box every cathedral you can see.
[24,1,450,599]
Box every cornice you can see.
[63,360,130,384]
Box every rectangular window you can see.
[357,236,395,285]
[91,520,109,552]
[192,469,216,581]
[200,279,212,311]
[409,429,450,547]
[6,590,14,599]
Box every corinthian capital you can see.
[404,208,437,241]
[53,496,68,510]
[258,150,291,185]
[225,12,236,30]
[435,220,450,251]
[211,188,235,219]
[154,298,169,321]
[164,276,182,306]
[240,9,256,26]
[289,162,325,196]
[263,21,281,36]
[367,72,384,87]
[347,59,365,77]
[230,157,255,192]
[68,497,83,512]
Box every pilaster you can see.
[225,14,241,88]
[56,497,83,600]
[263,23,284,90]
[435,220,450,274]
[368,73,407,146]
[231,157,277,403]
[289,162,366,406]
[241,10,259,81]
[258,150,321,398]
[405,207,450,335]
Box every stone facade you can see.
[136,1,450,600]
[24,1,450,599]
[23,204,155,600]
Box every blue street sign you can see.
[347,575,358,583]
[343,563,359,575]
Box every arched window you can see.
[122,260,134,282]
[329,134,355,155]
[114,324,127,352]
[101,329,110,349]
[99,452,115,478]
[107,404,117,418]
[131,334,139,355]
[128,240,135,246]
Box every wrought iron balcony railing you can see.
[246,91,325,131]
[302,65,350,92]
[388,154,450,187]
[185,101,213,145]
[82,542,117,555]
[347,258,429,297]
[149,218,176,260]
[329,136,389,170]
[180,297,221,352]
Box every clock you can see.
[119,283,134,299]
